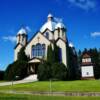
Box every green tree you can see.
[52,63,67,80]
[0,71,4,80]
[47,42,60,63]
[89,48,100,79]
[17,47,28,61]
[53,42,59,63]
[4,63,13,80]
[4,46,28,81]
[78,50,82,64]
[99,49,100,65]
[37,62,52,81]
[77,50,82,79]
[4,61,28,81]
[67,46,79,80]
[47,44,53,63]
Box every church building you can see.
[14,14,68,74]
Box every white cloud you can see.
[67,0,96,10]
[91,32,100,37]
[54,17,63,23]
[2,36,16,43]
[25,26,31,32]
[55,0,96,11]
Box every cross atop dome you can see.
[47,13,53,21]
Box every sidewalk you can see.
[0,80,36,86]
[0,74,38,86]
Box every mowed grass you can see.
[0,94,100,100]
[0,80,100,92]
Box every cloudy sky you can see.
[0,0,100,70]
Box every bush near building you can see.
[0,70,4,80]
[37,62,52,81]
[51,63,67,81]
[4,61,28,81]
[4,47,28,81]
[38,62,67,81]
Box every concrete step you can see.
[23,74,38,81]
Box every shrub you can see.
[47,44,54,63]
[0,71,4,80]
[37,62,52,81]
[38,62,67,81]
[4,61,28,81]
[52,63,67,81]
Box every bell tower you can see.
[54,22,66,41]
[17,28,27,46]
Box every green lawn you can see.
[0,94,100,100]
[0,80,100,92]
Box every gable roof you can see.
[26,31,53,47]
[42,28,54,34]
[56,37,67,43]
[14,43,23,49]
[82,53,90,58]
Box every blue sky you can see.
[0,0,100,70]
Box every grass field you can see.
[0,94,100,100]
[0,80,100,92]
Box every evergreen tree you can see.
[78,50,82,64]
[39,42,68,81]
[66,41,70,80]
[51,63,67,80]
[4,63,13,80]
[83,48,88,54]
[76,50,82,79]
[47,44,53,63]
[37,62,52,81]
[89,48,100,79]
[53,42,59,63]
[0,71,4,80]
[4,46,29,81]
[47,42,60,63]
[67,45,79,80]
[4,61,28,81]
[99,48,100,65]
[17,47,28,61]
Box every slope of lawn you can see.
[0,93,100,100]
[0,80,100,92]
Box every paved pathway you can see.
[0,75,38,86]
[0,80,36,86]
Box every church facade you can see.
[14,14,68,74]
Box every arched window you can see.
[32,45,35,57]
[32,43,45,58]
[42,44,45,57]
[36,43,42,56]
